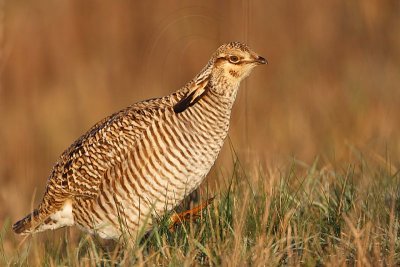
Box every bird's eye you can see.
[228,55,240,64]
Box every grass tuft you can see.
[2,152,400,266]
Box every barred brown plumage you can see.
[12,42,266,240]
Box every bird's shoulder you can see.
[44,94,180,198]
[65,95,173,159]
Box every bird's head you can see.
[173,42,266,113]
[209,42,267,89]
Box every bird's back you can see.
[12,95,174,235]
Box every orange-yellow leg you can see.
[169,197,214,231]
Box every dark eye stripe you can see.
[216,56,251,65]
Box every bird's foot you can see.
[169,197,214,231]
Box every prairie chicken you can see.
[13,42,266,240]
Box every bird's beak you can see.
[255,56,268,65]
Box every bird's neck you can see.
[208,76,241,109]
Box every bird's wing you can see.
[40,95,175,206]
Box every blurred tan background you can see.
[0,1,399,224]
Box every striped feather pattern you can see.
[12,42,266,239]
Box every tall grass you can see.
[1,148,399,266]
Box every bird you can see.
[12,42,267,240]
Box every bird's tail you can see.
[13,201,74,235]
[12,209,42,235]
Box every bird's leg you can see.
[169,197,214,231]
